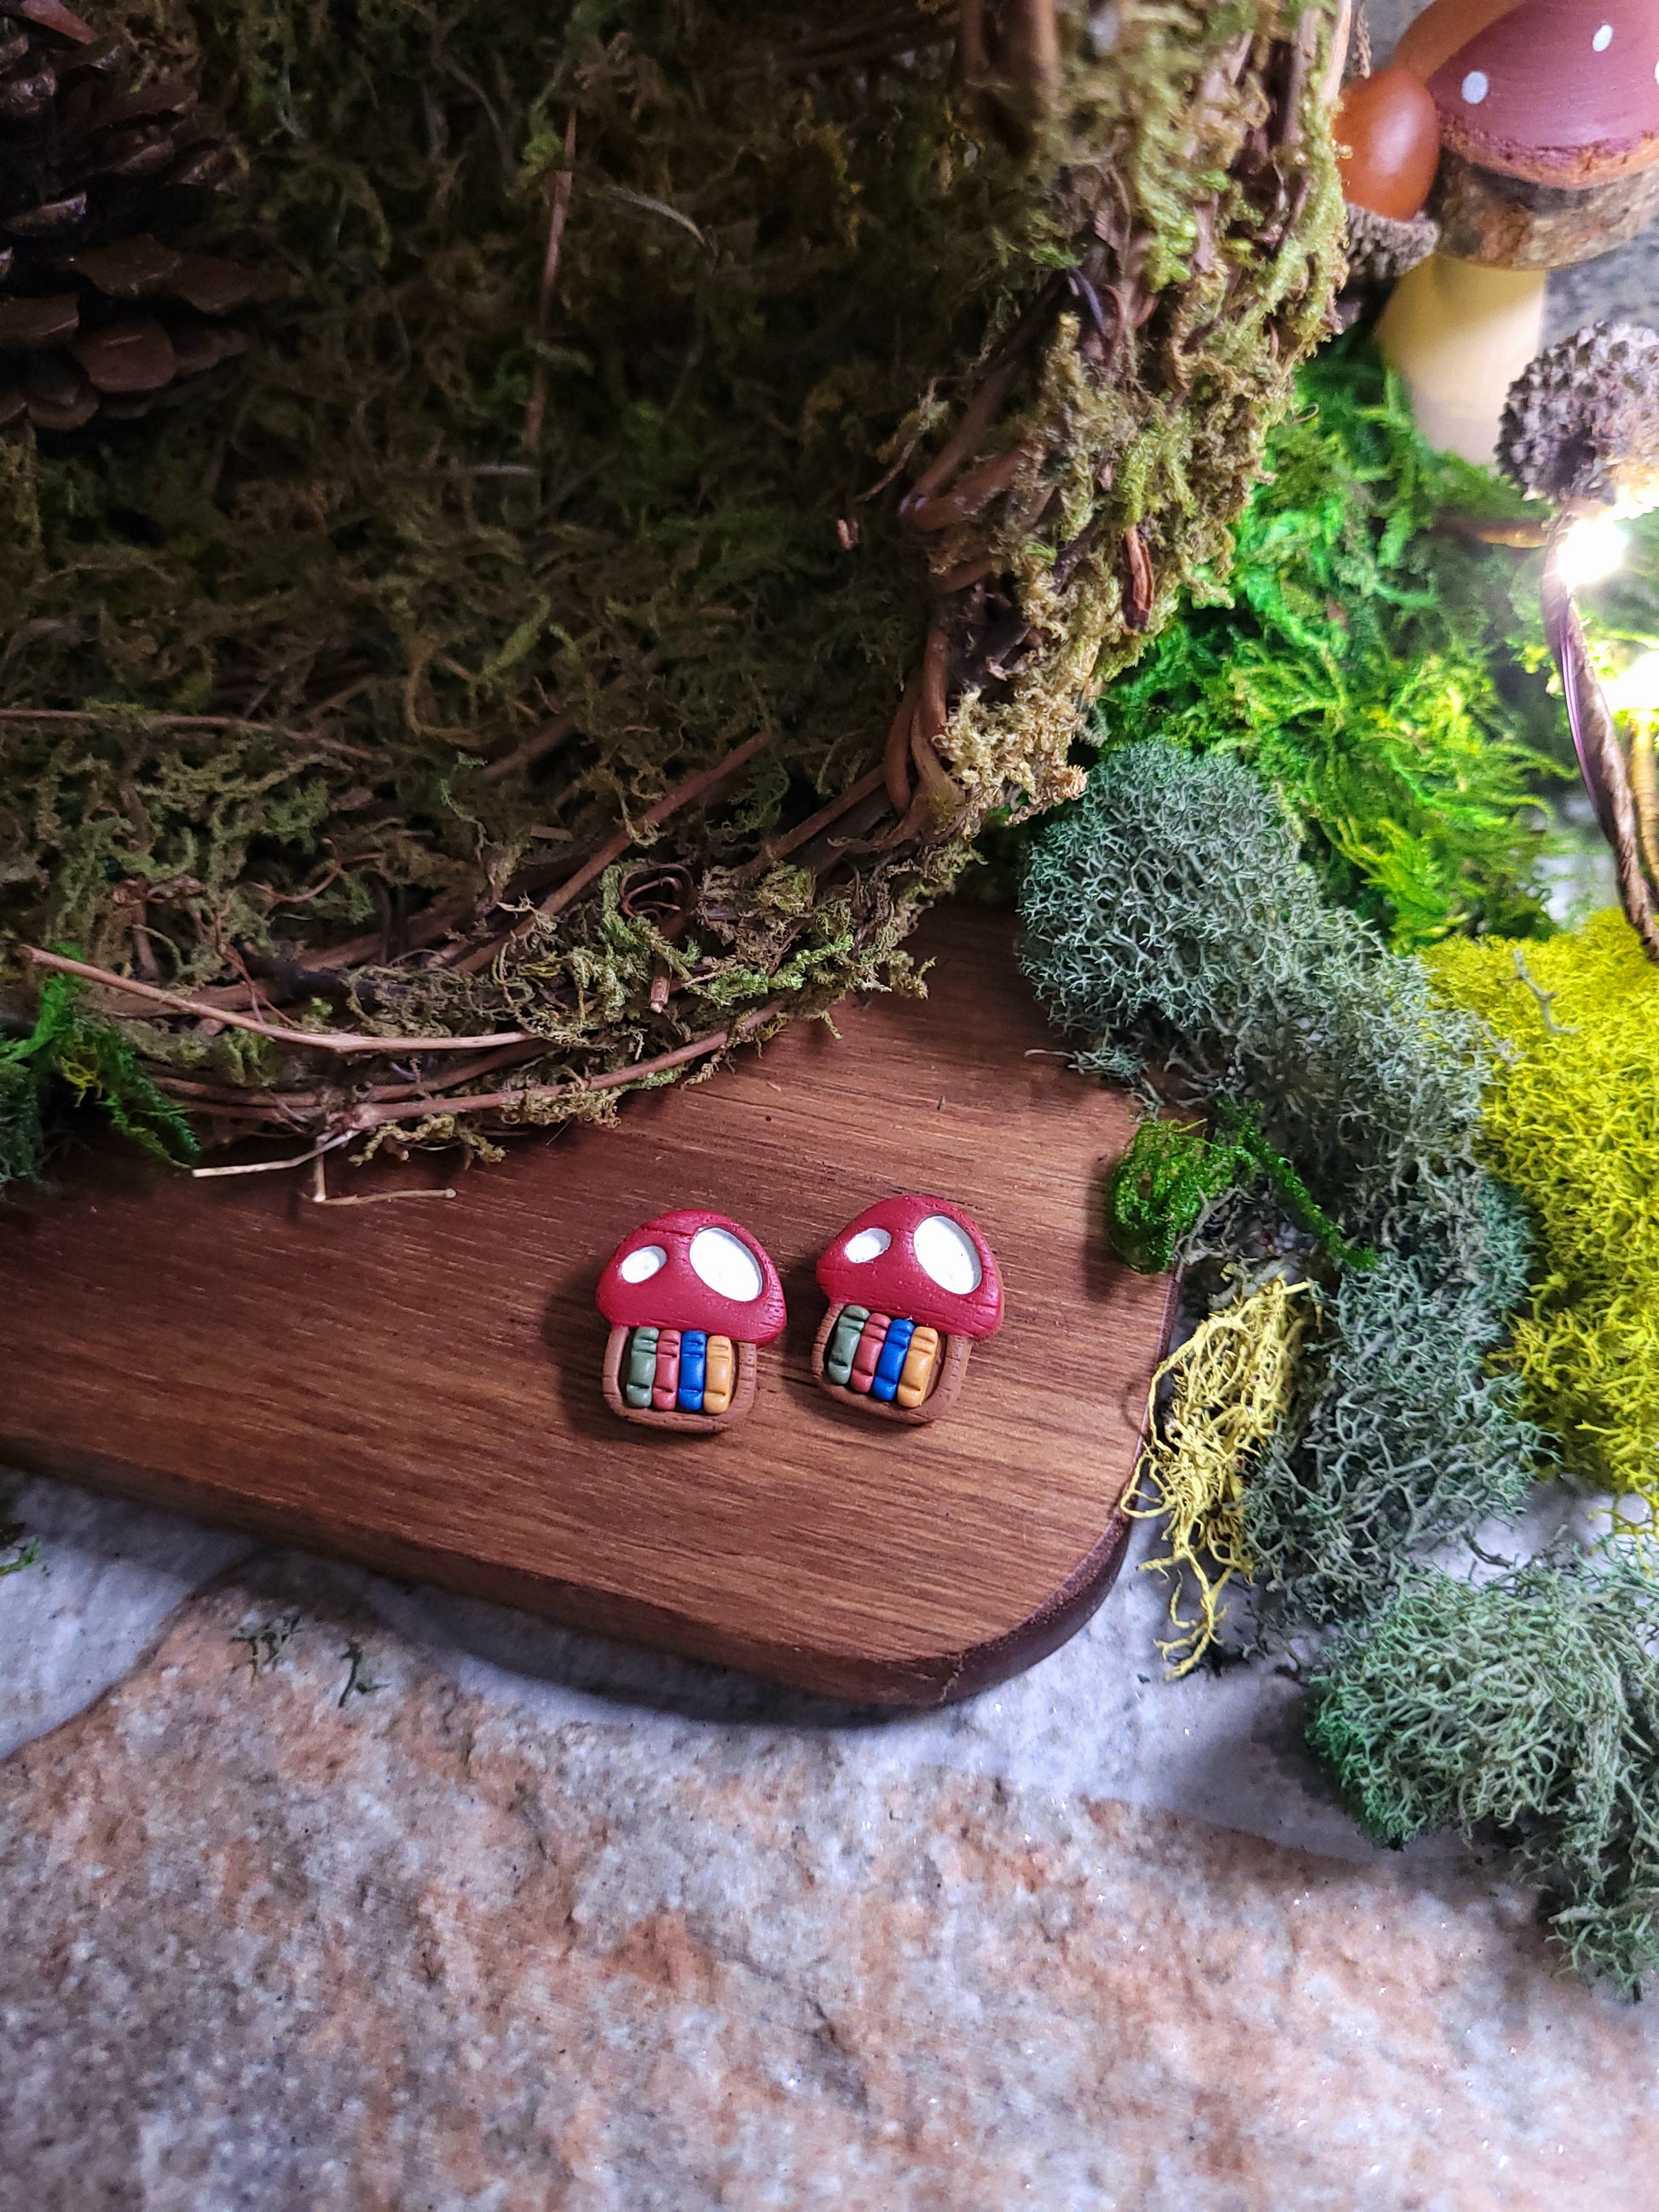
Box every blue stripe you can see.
[870,1316,914,1403]
[677,1329,708,1413]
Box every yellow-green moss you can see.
[1428,910,1659,1514]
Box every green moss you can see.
[1095,333,1566,949]
[1428,910,1659,1516]
[1245,1176,1538,1632]
[1309,1563,1659,1995]
[0,972,199,1186]
[1104,1119,1234,1275]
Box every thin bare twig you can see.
[450,730,772,973]
[21,948,534,1054]
[0,707,376,764]
[306,1156,458,1206]
[192,1135,351,1179]
[344,1000,784,1133]
[525,112,577,450]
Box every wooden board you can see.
[0,908,1173,1706]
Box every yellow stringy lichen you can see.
[1130,1276,1315,1675]
[1427,910,1659,1518]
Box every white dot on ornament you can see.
[1593,22,1613,49]
[619,1243,667,1285]
[1462,69,1489,103]
[843,1227,892,1263]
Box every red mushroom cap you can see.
[1428,2,1659,186]
[596,1209,786,1342]
[816,1194,1003,1340]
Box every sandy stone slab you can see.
[3,1568,1656,2211]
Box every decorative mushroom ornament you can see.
[1379,0,1659,463]
[813,1194,1003,1426]
[596,1210,786,1434]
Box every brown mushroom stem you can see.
[1376,253,1545,464]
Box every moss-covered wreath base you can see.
[0,0,1343,1170]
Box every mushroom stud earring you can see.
[813,1195,1003,1425]
[597,1210,786,1433]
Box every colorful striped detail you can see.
[848,1311,892,1395]
[825,1304,870,1387]
[895,1325,940,1409]
[823,1308,941,1409]
[677,1330,708,1412]
[623,1325,660,1409]
[650,1328,682,1412]
[870,1316,915,1402]
[702,1336,736,1415]
[626,1325,735,1416]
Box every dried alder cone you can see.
[1498,320,1659,514]
[3,0,1345,1161]
[0,0,257,430]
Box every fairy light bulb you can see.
[1605,650,1659,719]
[1556,512,1627,592]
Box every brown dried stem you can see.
[343,998,785,1133]
[21,947,534,1054]
[448,728,773,973]
[524,113,577,451]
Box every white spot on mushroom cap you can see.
[618,1243,667,1285]
[1461,69,1488,105]
[689,1225,763,1302]
[1593,23,1613,51]
[843,1227,892,1264]
[912,1214,983,1295]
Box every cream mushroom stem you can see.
[1375,252,1546,465]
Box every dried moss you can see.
[1130,1272,1314,1674]
[0,0,1345,1164]
[1308,1563,1659,1995]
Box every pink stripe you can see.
[848,1313,891,1396]
[652,1330,682,1412]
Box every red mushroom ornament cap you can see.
[1429,1,1659,186]
[816,1194,1003,1339]
[597,1210,786,1343]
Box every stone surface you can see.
[4,1565,1657,2212]
[0,1468,1426,1864]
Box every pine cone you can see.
[1497,321,1659,517]
[1333,200,1438,332]
[0,0,261,432]
[1342,202,1436,291]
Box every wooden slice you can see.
[0,907,1174,1706]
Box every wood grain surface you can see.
[0,907,1173,1704]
